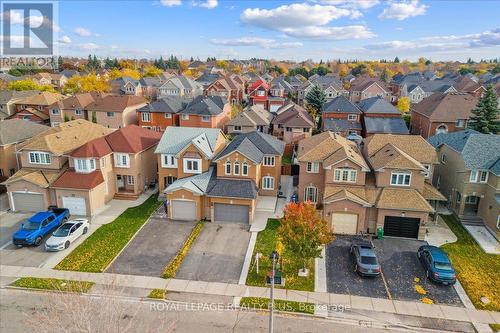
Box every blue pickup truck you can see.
[13,208,70,247]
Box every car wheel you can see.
[83,227,88,234]
[64,241,70,249]
[34,236,42,246]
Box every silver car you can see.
[350,239,381,277]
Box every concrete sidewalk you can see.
[1,264,498,326]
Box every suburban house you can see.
[86,95,148,129]
[195,72,221,88]
[391,72,457,104]
[410,92,479,138]
[267,81,288,112]
[47,92,100,127]
[204,75,247,104]
[428,130,500,237]
[349,78,391,103]
[247,79,271,110]
[33,72,68,89]
[139,77,163,100]
[0,90,40,119]
[178,95,231,130]
[51,125,162,215]
[8,91,66,124]
[453,76,486,97]
[157,75,203,99]
[136,96,186,131]
[357,97,409,136]
[297,132,445,239]
[0,119,48,179]
[2,120,113,212]
[157,127,284,223]
[322,95,362,136]
[110,77,142,96]
[226,105,273,135]
[271,103,315,145]
[298,76,346,106]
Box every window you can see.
[286,127,292,132]
[75,158,96,173]
[441,154,446,163]
[183,158,201,174]
[165,113,172,119]
[28,152,51,165]
[75,109,82,116]
[181,114,189,120]
[141,112,151,122]
[303,128,310,133]
[165,176,177,186]
[234,125,242,131]
[390,171,411,186]
[479,171,488,183]
[456,192,461,204]
[233,161,240,175]
[262,176,274,190]
[201,115,210,122]
[115,153,129,167]
[436,124,448,134]
[127,175,135,185]
[306,162,319,173]
[465,196,478,204]
[263,156,275,167]
[162,154,177,168]
[225,161,231,175]
[304,186,318,203]
[469,170,478,182]
[456,119,465,128]
[106,112,115,117]
[334,168,357,183]
[51,108,59,115]
[347,114,357,121]
[423,164,431,178]
[257,90,265,96]
[242,162,249,176]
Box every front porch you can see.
[114,174,142,200]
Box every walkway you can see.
[1,265,498,326]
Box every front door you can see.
[116,175,125,191]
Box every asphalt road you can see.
[0,288,407,333]
[176,223,251,283]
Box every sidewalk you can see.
[1,264,498,326]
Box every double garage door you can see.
[214,203,249,224]
[384,216,420,239]
[11,192,44,212]
[331,213,358,235]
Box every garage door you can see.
[384,216,420,239]
[214,203,249,224]
[331,213,358,235]
[11,192,44,212]
[62,196,87,216]
[171,200,197,221]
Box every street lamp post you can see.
[269,250,279,333]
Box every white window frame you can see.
[141,112,151,122]
[75,158,96,173]
[441,153,446,164]
[304,186,318,203]
[234,125,242,132]
[479,171,488,183]
[51,108,59,115]
[334,168,357,183]
[456,119,465,128]
[263,156,275,167]
[347,114,357,121]
[181,114,189,120]
[242,161,249,176]
[225,161,231,175]
[306,162,319,173]
[183,158,201,174]
[201,115,210,122]
[127,175,135,185]
[28,151,51,165]
[262,176,274,190]
[75,109,82,116]
[115,153,130,168]
[161,154,178,168]
[164,113,172,119]
[390,171,411,186]
[469,170,478,183]
[496,215,500,229]
[422,164,431,178]
[233,161,240,175]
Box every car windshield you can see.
[52,224,73,237]
[22,221,39,230]
[434,261,452,271]
[361,256,378,265]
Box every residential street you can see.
[0,288,412,333]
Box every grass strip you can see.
[11,277,94,293]
[148,288,167,299]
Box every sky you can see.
[5,0,500,61]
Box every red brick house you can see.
[204,75,246,104]
[178,95,231,130]
[248,79,270,110]
[136,96,185,131]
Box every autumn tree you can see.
[8,79,55,92]
[63,74,110,94]
[396,97,410,113]
[143,66,162,77]
[338,64,349,78]
[278,202,334,274]
[468,85,500,134]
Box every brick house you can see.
[204,75,247,104]
[136,96,185,131]
[247,79,270,110]
[357,97,409,137]
[178,96,231,130]
[271,103,315,145]
[47,92,102,127]
[86,95,147,129]
[226,105,273,135]
[8,91,65,124]
[322,95,362,136]
[349,78,391,103]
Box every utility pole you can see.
[269,251,279,333]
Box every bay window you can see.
[75,158,96,173]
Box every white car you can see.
[45,219,89,251]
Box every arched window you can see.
[304,186,318,203]
[225,161,231,175]
[242,162,249,176]
[436,124,448,134]
[234,161,240,175]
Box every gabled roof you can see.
[358,97,400,115]
[179,95,227,116]
[324,186,380,206]
[3,169,63,187]
[0,119,48,145]
[364,117,409,135]
[227,105,273,127]
[411,92,478,121]
[51,170,104,189]
[248,79,269,93]
[428,130,500,175]
[86,95,147,112]
[369,143,426,171]
[155,126,223,158]
[323,96,361,114]
[137,96,188,114]
[365,134,438,165]
[105,125,162,153]
[165,167,214,195]
[15,91,65,106]
[272,103,315,128]
[49,92,96,110]
[376,188,434,212]
[350,79,388,93]
[70,137,112,158]
[215,131,285,164]
[11,107,49,121]
[0,90,40,104]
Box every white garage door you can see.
[331,213,358,235]
[171,200,197,221]
[62,197,87,216]
[11,192,44,212]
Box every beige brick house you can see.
[86,95,147,129]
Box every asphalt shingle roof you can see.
[323,96,361,114]
[0,119,48,145]
[206,178,258,199]
[364,117,409,134]
[178,95,226,116]
[165,167,214,195]
[155,126,222,158]
[323,118,362,131]
[358,97,400,115]
[137,96,188,114]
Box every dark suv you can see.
[350,239,381,277]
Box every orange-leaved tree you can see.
[278,202,334,274]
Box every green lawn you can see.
[246,219,314,291]
[11,277,94,293]
[440,214,500,311]
[148,288,167,299]
[55,194,161,272]
[240,297,315,315]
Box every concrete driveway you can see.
[326,235,463,306]
[107,216,196,277]
[176,223,251,283]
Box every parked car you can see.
[350,239,381,277]
[417,245,456,285]
[12,208,70,247]
[45,219,89,251]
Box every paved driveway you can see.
[176,223,251,283]
[107,216,195,277]
[326,236,463,306]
